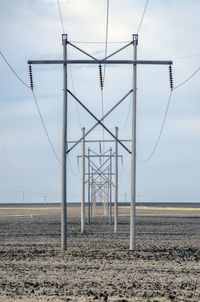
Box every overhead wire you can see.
[136,0,149,34]
[0,49,61,164]
[173,66,200,90]
[100,0,110,155]
[135,0,200,164]
[56,0,82,130]
[119,93,132,131]
[103,0,110,83]
[100,1,111,208]
[117,0,150,182]
[57,0,65,33]
[0,50,30,89]
[119,1,149,134]
[56,0,81,177]
[137,63,200,163]
[68,64,82,128]
[32,90,61,164]
[137,90,173,163]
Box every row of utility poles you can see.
[21,191,46,204]
[75,127,126,233]
[28,33,172,251]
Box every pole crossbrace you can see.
[67,89,132,154]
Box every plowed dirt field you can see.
[0,204,200,301]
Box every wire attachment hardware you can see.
[169,65,173,90]
[29,65,34,90]
[99,64,103,90]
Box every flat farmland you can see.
[0,204,200,302]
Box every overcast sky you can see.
[0,0,200,203]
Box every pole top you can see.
[132,34,138,45]
[62,34,68,45]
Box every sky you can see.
[0,0,200,203]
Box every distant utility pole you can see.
[124,193,127,203]
[22,191,24,204]
[81,127,85,232]
[114,126,118,233]
[77,144,120,226]
[28,34,172,251]
[88,147,91,224]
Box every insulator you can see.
[29,65,34,90]
[99,64,103,90]
[169,65,173,90]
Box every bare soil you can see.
[0,205,200,302]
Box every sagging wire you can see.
[57,0,65,33]
[174,66,200,90]
[69,63,82,129]
[56,0,81,128]
[137,63,200,163]
[118,155,124,187]
[98,0,110,90]
[29,65,62,164]
[137,64,174,163]
[137,90,173,163]
[99,0,110,158]
[66,143,77,178]
[119,93,132,131]
[30,65,78,176]
[137,0,149,34]
[103,0,110,83]
[77,157,82,181]
[1,49,62,165]
[56,0,82,178]
[56,0,82,129]
[0,50,30,89]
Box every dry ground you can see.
[0,204,200,302]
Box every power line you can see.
[103,0,110,82]
[68,63,82,129]
[100,0,110,155]
[174,66,200,90]
[32,90,61,164]
[57,0,65,33]
[66,148,76,178]
[137,65,200,163]
[0,49,62,164]
[119,0,149,134]
[56,0,82,129]
[0,50,30,89]
[119,93,132,131]
[56,0,80,177]
[137,0,149,34]
[137,90,173,163]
